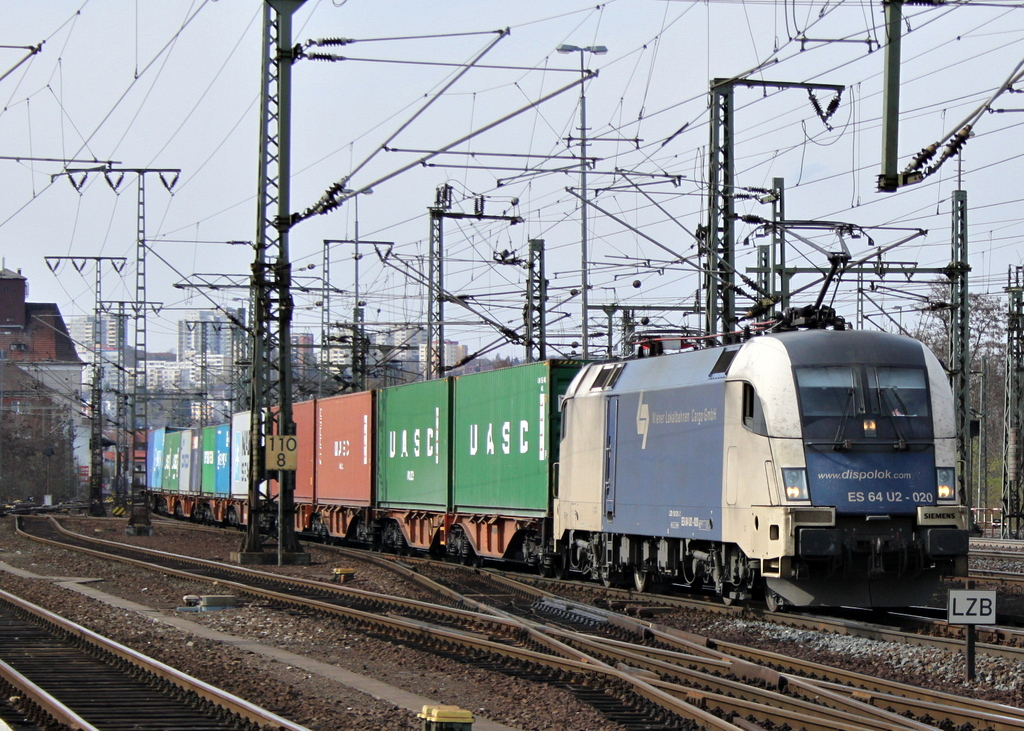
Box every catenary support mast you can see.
[948,190,971,514]
[239,0,308,565]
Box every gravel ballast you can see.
[4,516,1024,728]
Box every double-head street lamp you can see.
[557,44,607,359]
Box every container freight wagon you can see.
[447,360,582,565]
[375,379,451,552]
[201,426,219,496]
[305,391,375,543]
[214,424,230,496]
[147,428,165,491]
[189,430,203,496]
[161,429,182,512]
[230,412,250,501]
[292,399,317,506]
[177,429,195,495]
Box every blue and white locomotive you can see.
[553,329,969,608]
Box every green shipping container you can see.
[376,379,451,511]
[163,430,181,494]
[452,361,582,516]
[201,426,218,495]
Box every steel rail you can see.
[337,551,954,731]
[541,629,922,731]
[20,518,748,731]
[37,518,1024,731]
[22,517,529,638]
[0,655,98,731]
[0,587,310,731]
[457,567,1024,731]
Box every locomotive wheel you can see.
[764,589,786,613]
[632,567,650,593]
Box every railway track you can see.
[0,585,309,731]
[18,515,1024,731]
[344,545,1024,731]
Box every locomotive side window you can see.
[590,363,624,391]
[742,383,768,436]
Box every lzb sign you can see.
[947,589,996,625]
[265,435,298,471]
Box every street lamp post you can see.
[557,43,607,359]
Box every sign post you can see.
[265,434,298,472]
[948,582,996,681]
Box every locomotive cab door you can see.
[604,396,619,517]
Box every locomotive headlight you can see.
[782,468,809,501]
[936,468,956,503]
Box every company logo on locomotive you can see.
[635,391,720,450]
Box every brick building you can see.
[0,266,85,501]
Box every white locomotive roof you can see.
[568,329,932,398]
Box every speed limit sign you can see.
[266,434,298,471]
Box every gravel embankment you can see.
[0,517,623,731]
[5,516,1024,728]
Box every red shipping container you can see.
[293,399,317,503]
[316,391,374,506]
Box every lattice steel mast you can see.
[1003,267,1024,538]
[239,0,308,564]
[948,190,971,513]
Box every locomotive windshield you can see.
[794,365,932,443]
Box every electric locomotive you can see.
[552,328,969,608]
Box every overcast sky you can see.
[2,0,1023,360]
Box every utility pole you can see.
[323,199,385,393]
[1003,267,1024,538]
[524,239,547,363]
[102,302,130,512]
[557,43,607,359]
[54,166,178,534]
[948,189,971,515]
[878,0,905,192]
[427,185,522,378]
[237,0,308,566]
[45,256,127,517]
[706,80,842,340]
[979,355,989,513]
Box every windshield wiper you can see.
[832,387,855,451]
[880,387,909,450]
